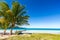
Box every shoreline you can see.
[0,30,60,34]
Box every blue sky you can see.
[4,0,60,28]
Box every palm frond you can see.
[12,1,25,17]
[0,11,5,16]
[16,15,29,25]
[0,2,10,11]
[17,11,26,17]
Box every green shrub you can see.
[15,31,22,35]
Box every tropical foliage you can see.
[0,1,29,35]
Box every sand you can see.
[0,35,17,40]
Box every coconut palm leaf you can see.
[0,2,10,12]
[12,1,25,17]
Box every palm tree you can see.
[0,1,29,35]
[0,17,9,35]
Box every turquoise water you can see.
[0,28,60,34]
[7,28,60,30]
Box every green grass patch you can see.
[6,33,60,40]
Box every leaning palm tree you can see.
[0,1,29,35]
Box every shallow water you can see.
[0,28,60,34]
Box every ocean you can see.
[0,28,60,34]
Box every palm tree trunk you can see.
[4,29,6,35]
[10,29,13,35]
[10,23,15,35]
